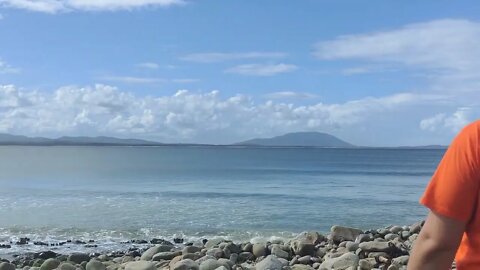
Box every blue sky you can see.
[0,0,479,145]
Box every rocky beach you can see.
[0,221,451,270]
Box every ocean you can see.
[0,146,444,255]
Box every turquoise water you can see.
[0,146,444,254]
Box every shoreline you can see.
[0,221,442,270]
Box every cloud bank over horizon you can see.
[0,83,472,146]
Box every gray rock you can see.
[217,259,233,269]
[291,265,314,270]
[124,261,156,270]
[358,258,375,270]
[252,244,267,258]
[255,255,283,270]
[40,259,61,270]
[359,241,392,252]
[292,232,326,246]
[59,263,76,270]
[270,245,289,259]
[297,256,312,265]
[86,260,106,270]
[152,251,180,261]
[0,262,15,270]
[384,234,399,241]
[291,241,315,257]
[199,259,223,270]
[68,254,91,265]
[205,239,225,249]
[214,267,229,270]
[237,252,254,263]
[355,234,373,243]
[206,248,224,259]
[140,245,172,261]
[409,221,423,234]
[389,226,403,234]
[172,259,199,270]
[183,246,202,255]
[97,255,110,262]
[330,226,363,243]
[387,265,399,270]
[392,255,409,266]
[318,252,359,270]
[345,242,359,252]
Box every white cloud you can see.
[99,76,166,84]
[136,62,160,70]
[0,60,20,74]
[225,63,298,76]
[180,52,286,63]
[264,91,318,100]
[315,19,480,94]
[420,107,480,133]
[0,0,184,13]
[0,84,458,145]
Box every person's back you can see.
[408,120,480,269]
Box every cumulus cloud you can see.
[225,63,298,76]
[0,0,184,13]
[0,84,447,144]
[420,107,480,133]
[0,60,20,74]
[180,52,286,63]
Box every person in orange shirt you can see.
[408,120,480,269]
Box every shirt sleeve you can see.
[420,121,480,223]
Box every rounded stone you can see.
[199,259,222,270]
[59,263,77,270]
[0,262,15,270]
[125,261,156,270]
[172,259,199,270]
[86,260,106,270]
[252,244,267,258]
[68,254,90,265]
[40,259,61,270]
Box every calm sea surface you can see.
[0,146,444,254]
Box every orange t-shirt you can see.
[420,120,480,269]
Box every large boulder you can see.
[140,245,172,261]
[330,226,363,243]
[255,255,283,270]
[293,232,326,245]
[291,241,315,257]
[68,253,90,264]
[125,261,156,270]
[319,253,359,270]
[270,245,289,259]
[40,259,61,270]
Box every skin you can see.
[407,211,466,270]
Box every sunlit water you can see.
[0,146,444,255]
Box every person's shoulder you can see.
[461,120,480,135]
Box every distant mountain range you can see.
[0,132,446,148]
[236,132,354,147]
[0,134,162,146]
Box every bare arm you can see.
[408,211,466,270]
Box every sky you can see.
[0,0,479,146]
